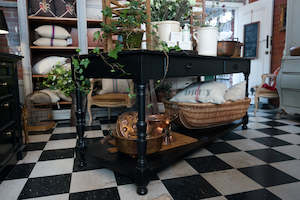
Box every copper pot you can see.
[217,40,243,57]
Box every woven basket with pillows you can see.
[164,81,250,129]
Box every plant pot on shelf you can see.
[121,29,144,49]
[152,21,181,42]
[193,26,219,56]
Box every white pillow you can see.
[33,38,68,47]
[55,90,72,102]
[97,79,131,94]
[33,56,68,74]
[40,89,60,103]
[196,81,227,104]
[170,81,227,104]
[35,25,71,39]
[170,82,201,103]
[224,81,246,101]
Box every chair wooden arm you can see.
[259,73,277,88]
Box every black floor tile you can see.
[18,174,71,199]
[256,128,290,136]
[114,171,159,186]
[239,165,298,187]
[261,121,288,127]
[28,129,53,135]
[226,189,281,200]
[56,122,71,128]
[162,175,221,200]
[69,187,120,200]
[85,125,101,131]
[73,157,104,172]
[39,148,75,161]
[253,137,291,147]
[5,163,35,180]
[24,142,47,151]
[98,117,118,124]
[220,131,246,141]
[50,133,77,140]
[247,148,295,163]
[206,142,240,154]
[185,156,232,173]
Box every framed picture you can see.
[280,4,287,31]
[243,21,260,59]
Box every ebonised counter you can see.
[73,50,251,195]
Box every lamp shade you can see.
[0,10,8,34]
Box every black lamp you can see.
[0,10,8,34]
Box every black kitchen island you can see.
[72,50,251,195]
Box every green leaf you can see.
[92,47,101,54]
[80,75,84,81]
[76,48,81,53]
[93,31,101,41]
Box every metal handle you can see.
[185,63,192,69]
[0,82,7,86]
[266,35,269,49]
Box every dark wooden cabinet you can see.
[0,53,24,181]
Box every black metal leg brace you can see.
[136,82,149,195]
[242,74,249,130]
[75,86,86,167]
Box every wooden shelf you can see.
[32,74,48,78]
[87,19,103,28]
[30,46,78,50]
[34,101,72,106]
[28,16,78,26]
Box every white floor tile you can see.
[85,130,104,138]
[158,160,198,180]
[273,145,300,159]
[227,139,268,151]
[271,160,300,180]
[249,116,271,122]
[0,179,27,200]
[247,122,270,129]
[28,135,51,143]
[253,112,272,117]
[53,127,76,134]
[185,148,213,159]
[217,152,265,169]
[275,134,300,144]
[275,125,300,134]
[23,193,69,200]
[29,158,74,178]
[268,182,300,200]
[101,123,116,130]
[201,169,262,195]
[234,129,269,139]
[118,180,172,200]
[44,139,76,150]
[70,169,117,193]
[17,150,42,164]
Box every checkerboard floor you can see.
[1,108,300,200]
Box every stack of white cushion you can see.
[170,81,246,104]
[33,25,71,47]
[33,56,68,74]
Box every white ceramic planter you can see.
[193,27,219,56]
[152,21,181,42]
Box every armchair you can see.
[87,78,135,126]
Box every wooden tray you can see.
[107,132,198,154]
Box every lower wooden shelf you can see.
[73,121,243,176]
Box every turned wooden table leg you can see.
[136,81,149,195]
[243,73,249,130]
[75,86,86,167]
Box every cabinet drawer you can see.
[0,62,13,77]
[0,81,12,96]
[0,101,14,128]
[167,56,224,77]
[224,60,250,74]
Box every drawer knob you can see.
[0,82,7,86]
[185,63,192,70]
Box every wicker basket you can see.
[164,98,250,129]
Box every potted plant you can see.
[43,56,90,125]
[151,0,196,43]
[94,0,148,58]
